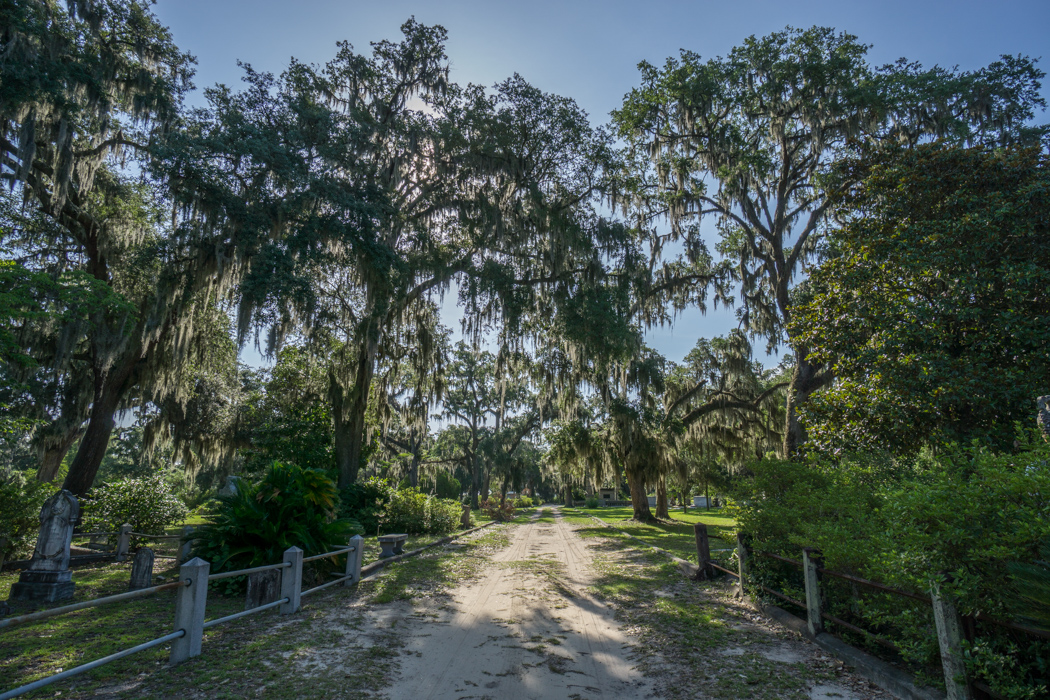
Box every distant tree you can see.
[615,26,1047,456]
[792,145,1050,454]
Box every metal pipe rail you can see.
[816,567,931,604]
[709,562,739,578]
[301,574,353,597]
[759,584,805,609]
[202,598,289,630]
[130,532,183,540]
[0,630,186,700]
[302,546,356,563]
[208,561,292,581]
[0,580,188,631]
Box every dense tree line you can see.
[2,2,1047,527]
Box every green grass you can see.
[563,506,737,563]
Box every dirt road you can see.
[388,510,653,699]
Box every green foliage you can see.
[82,476,187,536]
[340,477,391,535]
[584,496,599,509]
[480,498,516,522]
[191,462,360,575]
[513,495,534,508]
[1010,540,1050,631]
[0,469,54,559]
[795,146,1050,454]
[434,472,461,501]
[384,487,461,535]
[730,439,1050,696]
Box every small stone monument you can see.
[9,490,79,602]
[460,504,472,528]
[245,569,281,610]
[128,547,155,591]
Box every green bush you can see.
[480,498,515,522]
[513,495,534,508]
[729,437,1050,697]
[0,469,54,560]
[384,487,461,535]
[340,477,390,535]
[190,462,361,577]
[82,476,188,536]
[435,472,461,501]
[584,496,599,509]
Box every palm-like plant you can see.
[190,462,361,574]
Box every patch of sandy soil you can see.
[385,511,655,700]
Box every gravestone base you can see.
[245,569,281,610]
[10,569,75,603]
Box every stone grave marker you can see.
[460,504,472,528]
[245,569,281,610]
[129,547,155,591]
[9,490,79,602]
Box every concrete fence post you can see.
[931,576,973,700]
[280,546,303,614]
[115,524,133,561]
[802,547,824,637]
[177,526,193,565]
[735,532,749,598]
[345,535,364,587]
[170,557,210,664]
[693,522,711,580]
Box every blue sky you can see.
[152,0,1050,367]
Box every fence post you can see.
[177,526,193,566]
[931,576,973,700]
[345,535,364,587]
[735,532,749,597]
[280,546,303,614]
[170,557,210,664]
[693,522,711,580]
[115,524,133,561]
[802,547,824,637]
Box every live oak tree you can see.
[792,145,1050,454]
[614,26,1047,456]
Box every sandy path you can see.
[388,509,655,700]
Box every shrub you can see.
[480,498,515,522]
[384,487,462,535]
[513,495,534,508]
[82,476,188,536]
[190,462,361,577]
[435,472,461,501]
[729,437,1050,696]
[0,469,54,560]
[340,477,390,535]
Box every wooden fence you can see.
[691,525,1048,700]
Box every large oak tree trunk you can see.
[62,346,140,498]
[563,483,573,508]
[655,474,669,520]
[36,427,82,483]
[469,454,481,509]
[783,350,824,458]
[627,470,654,522]
[335,334,379,488]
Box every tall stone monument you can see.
[9,490,79,602]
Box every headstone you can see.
[218,475,242,497]
[460,504,472,528]
[693,496,709,508]
[9,490,79,602]
[647,495,657,507]
[128,547,155,591]
[245,569,281,610]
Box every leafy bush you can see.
[513,495,534,508]
[729,437,1050,697]
[434,472,461,501]
[480,498,515,522]
[0,469,54,560]
[82,476,188,535]
[384,487,461,535]
[340,477,390,535]
[584,496,599,509]
[190,462,361,576]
